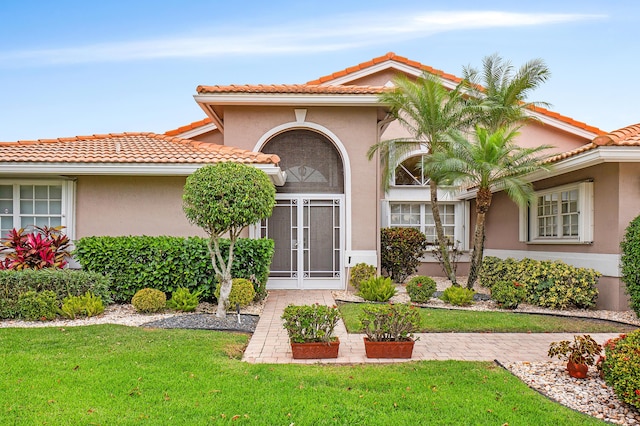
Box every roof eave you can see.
[194,93,384,107]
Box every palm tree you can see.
[462,54,551,132]
[428,126,552,288]
[368,72,473,285]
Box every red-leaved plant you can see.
[0,226,71,270]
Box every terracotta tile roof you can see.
[307,52,605,136]
[545,123,640,163]
[0,132,279,164]
[165,117,213,136]
[196,84,386,95]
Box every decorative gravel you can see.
[140,313,259,333]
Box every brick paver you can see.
[242,290,619,364]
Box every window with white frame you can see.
[389,203,456,244]
[394,155,429,186]
[0,181,73,239]
[521,181,593,243]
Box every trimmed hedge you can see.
[380,227,427,283]
[0,269,112,319]
[73,236,274,303]
[603,330,640,410]
[621,214,640,317]
[479,256,599,309]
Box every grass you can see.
[0,324,604,425]
[339,302,638,333]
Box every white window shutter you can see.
[578,181,594,243]
[518,202,529,242]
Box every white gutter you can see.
[0,162,287,186]
[194,93,384,106]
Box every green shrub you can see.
[350,263,376,290]
[61,292,105,319]
[358,276,397,302]
[406,276,437,303]
[0,269,111,319]
[441,286,475,306]
[214,278,256,309]
[603,330,640,410]
[167,287,201,312]
[74,236,274,303]
[621,215,640,317]
[491,280,525,309]
[359,303,421,342]
[380,227,427,283]
[281,304,341,343]
[131,288,166,313]
[478,256,599,309]
[17,290,59,321]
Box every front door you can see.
[260,195,343,289]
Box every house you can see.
[1,52,636,311]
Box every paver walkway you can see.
[242,290,620,364]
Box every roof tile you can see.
[196,84,385,95]
[0,132,279,165]
[546,123,640,163]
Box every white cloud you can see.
[0,11,606,66]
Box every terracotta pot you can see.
[566,360,589,379]
[363,337,415,359]
[290,339,340,359]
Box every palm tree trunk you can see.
[467,188,492,289]
[430,182,457,285]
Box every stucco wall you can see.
[222,105,380,251]
[75,175,204,238]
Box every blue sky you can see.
[0,1,637,141]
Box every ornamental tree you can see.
[183,162,275,318]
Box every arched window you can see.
[262,129,344,194]
[394,155,429,186]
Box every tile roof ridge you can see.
[165,117,214,136]
[592,123,640,146]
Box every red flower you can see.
[635,390,640,396]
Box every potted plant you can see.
[359,303,421,358]
[548,334,602,378]
[281,304,341,359]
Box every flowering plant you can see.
[359,303,421,342]
[602,330,640,409]
[281,304,341,344]
[406,276,437,303]
[548,334,602,365]
[0,226,71,270]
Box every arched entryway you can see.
[258,129,345,289]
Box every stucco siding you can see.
[76,176,203,238]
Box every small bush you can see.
[0,269,111,319]
[358,276,397,302]
[441,286,474,306]
[17,290,59,320]
[380,227,427,283]
[0,226,71,270]
[406,276,437,303]
[281,304,341,343]
[491,280,526,309]
[603,330,640,410]
[621,215,640,317]
[131,288,166,313]
[61,292,105,319]
[350,263,376,290]
[215,278,256,309]
[167,287,201,312]
[478,256,599,309]
[359,303,421,342]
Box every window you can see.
[0,181,73,239]
[389,203,456,244]
[521,182,593,243]
[394,155,429,186]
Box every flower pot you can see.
[566,360,589,379]
[290,339,340,359]
[363,337,415,359]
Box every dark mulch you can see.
[140,313,259,333]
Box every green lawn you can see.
[339,302,638,333]
[0,325,604,425]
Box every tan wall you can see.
[517,121,589,154]
[76,176,204,238]
[222,106,380,251]
[193,129,223,144]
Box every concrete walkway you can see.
[242,290,620,364]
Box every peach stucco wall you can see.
[221,105,380,251]
[75,176,204,238]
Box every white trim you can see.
[173,123,218,139]
[294,109,307,123]
[0,163,286,185]
[526,110,600,139]
[195,93,384,107]
[484,249,620,277]
[344,250,377,267]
